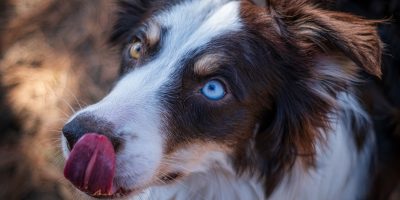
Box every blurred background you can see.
[0,0,399,199]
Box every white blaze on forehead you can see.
[154,0,242,72]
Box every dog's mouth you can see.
[78,173,183,199]
[89,172,183,199]
[88,187,138,199]
[111,173,184,198]
[63,133,185,199]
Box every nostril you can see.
[62,120,82,150]
[62,130,79,150]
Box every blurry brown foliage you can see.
[0,0,119,199]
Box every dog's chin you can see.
[86,187,141,199]
[75,178,148,199]
[77,171,186,199]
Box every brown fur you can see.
[240,0,382,194]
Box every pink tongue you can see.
[64,133,116,196]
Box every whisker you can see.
[42,81,77,114]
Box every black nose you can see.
[62,113,122,152]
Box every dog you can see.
[61,0,382,199]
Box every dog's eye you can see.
[201,80,226,101]
[129,41,143,59]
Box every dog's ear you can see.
[265,0,383,77]
[110,0,160,44]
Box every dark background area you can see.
[0,0,399,199]
[333,1,400,199]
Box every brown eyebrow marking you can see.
[194,54,225,76]
[144,21,161,47]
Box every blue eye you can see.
[201,80,226,101]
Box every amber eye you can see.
[129,41,143,59]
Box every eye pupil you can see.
[208,84,216,91]
[130,42,143,59]
[201,80,226,101]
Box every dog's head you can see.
[61,0,382,198]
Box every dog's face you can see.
[62,0,382,198]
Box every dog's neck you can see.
[136,167,265,200]
[270,93,374,200]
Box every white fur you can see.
[269,93,374,200]
[142,170,265,200]
[134,150,265,200]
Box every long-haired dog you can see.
[61,0,382,199]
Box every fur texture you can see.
[61,0,382,199]
[3,0,400,199]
